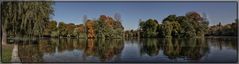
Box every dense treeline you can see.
[125,12,210,38]
[206,19,238,36]
[125,12,238,38]
[26,15,124,39]
[124,30,140,38]
[5,14,124,39]
[2,1,124,39]
[1,1,237,40]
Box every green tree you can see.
[139,19,158,38]
[162,15,177,23]
[161,15,181,37]
[58,22,67,37]
[95,15,108,38]
[160,12,208,38]
[1,1,54,43]
[176,16,196,37]
[171,22,181,37]
[232,19,238,36]
[161,21,173,38]
[186,11,208,37]
[94,15,124,39]
[44,20,57,37]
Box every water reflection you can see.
[206,37,237,50]
[163,38,209,60]
[17,40,43,62]
[140,38,160,56]
[4,37,238,62]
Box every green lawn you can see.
[2,45,13,62]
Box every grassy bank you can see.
[2,45,13,62]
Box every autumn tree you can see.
[65,23,76,37]
[94,15,124,39]
[74,24,87,38]
[86,20,96,38]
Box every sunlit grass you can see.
[2,45,13,62]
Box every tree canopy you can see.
[2,2,237,40]
[137,11,210,38]
[1,1,54,37]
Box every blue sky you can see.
[52,1,237,30]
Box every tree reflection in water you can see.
[4,37,237,62]
[206,37,237,50]
[17,40,43,62]
[15,38,124,62]
[140,38,160,56]
[163,38,210,61]
[94,39,123,62]
[84,39,95,57]
[139,38,210,61]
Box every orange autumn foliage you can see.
[99,15,115,28]
[85,20,95,38]
[76,24,85,33]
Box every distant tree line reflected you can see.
[7,37,237,62]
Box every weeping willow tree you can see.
[1,1,54,43]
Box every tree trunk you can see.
[11,44,21,62]
[2,29,7,45]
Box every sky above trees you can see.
[52,1,237,30]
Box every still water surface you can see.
[3,37,238,63]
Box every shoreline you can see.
[4,36,238,41]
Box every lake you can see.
[2,37,238,63]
